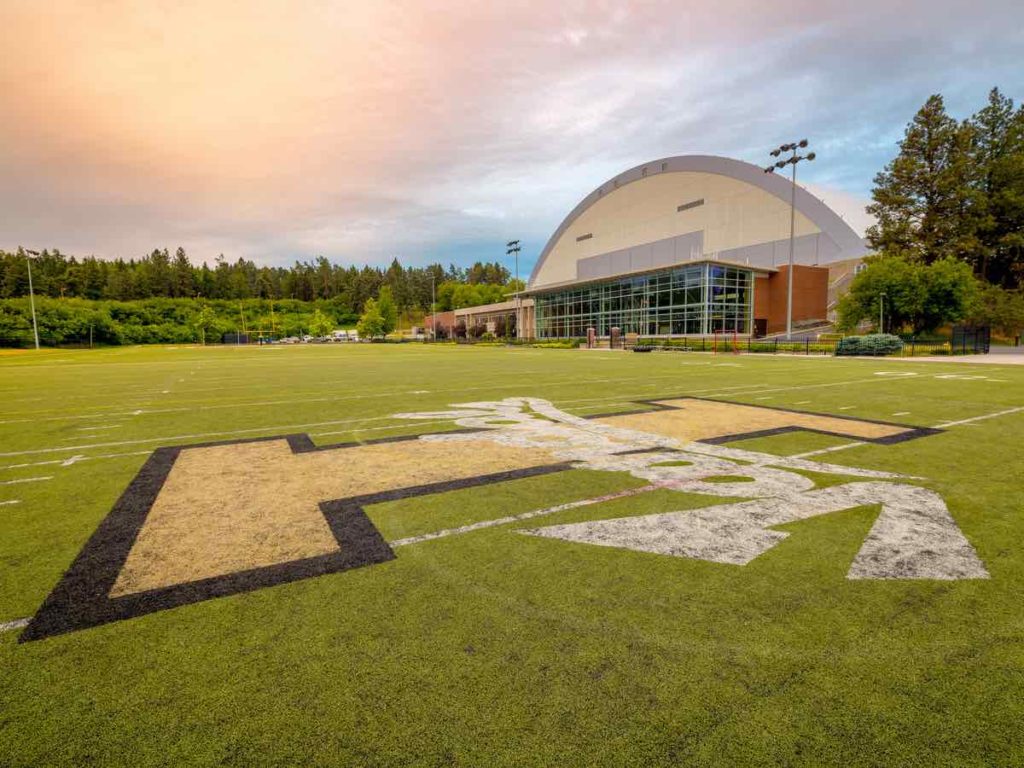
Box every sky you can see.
[3,1,1023,277]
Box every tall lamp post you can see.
[879,291,886,334]
[506,240,521,339]
[430,270,436,341]
[24,249,42,350]
[764,140,815,340]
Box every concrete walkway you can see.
[893,347,1024,365]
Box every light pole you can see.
[24,250,42,350]
[764,140,815,340]
[430,270,436,341]
[879,292,886,333]
[506,240,521,339]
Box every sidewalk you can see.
[894,347,1024,365]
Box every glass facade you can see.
[534,263,753,338]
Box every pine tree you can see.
[867,94,980,266]
[970,88,1024,286]
[172,247,195,297]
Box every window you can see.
[576,233,593,242]
[534,263,753,338]
[677,198,705,213]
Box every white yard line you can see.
[789,405,1024,458]
[0,617,30,633]
[933,406,1024,429]
[0,383,787,458]
[0,371,815,425]
[310,420,452,438]
[0,476,52,486]
[0,500,22,506]
[0,416,408,457]
[390,484,665,548]
[789,442,865,459]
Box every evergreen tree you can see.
[172,247,195,297]
[867,94,980,265]
[970,88,1024,286]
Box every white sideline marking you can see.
[934,406,1024,429]
[0,476,52,486]
[789,442,865,459]
[76,425,122,432]
[839,406,856,410]
[795,400,811,405]
[893,411,911,416]
[390,484,664,548]
[755,396,774,401]
[0,500,21,507]
[0,618,30,633]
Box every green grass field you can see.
[1,344,1023,766]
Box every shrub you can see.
[836,333,904,356]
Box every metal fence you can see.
[632,336,984,357]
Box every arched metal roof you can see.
[528,154,866,287]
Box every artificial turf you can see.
[1,344,1023,766]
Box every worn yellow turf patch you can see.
[112,437,555,596]
[595,398,909,442]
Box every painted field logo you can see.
[22,397,986,642]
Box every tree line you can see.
[840,87,1024,337]
[0,249,516,316]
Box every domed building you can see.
[450,155,867,339]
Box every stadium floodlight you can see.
[506,240,523,339]
[766,139,817,340]
[23,249,42,350]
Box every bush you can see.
[836,333,904,356]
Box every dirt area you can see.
[111,437,555,596]
[595,398,911,443]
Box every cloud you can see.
[1,0,1022,269]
